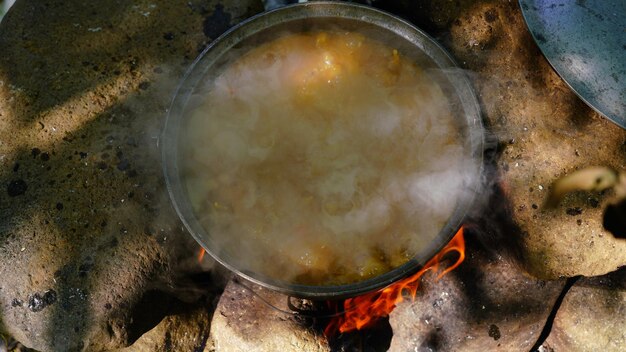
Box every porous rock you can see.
[209,279,330,352]
[440,0,626,278]
[116,300,212,352]
[0,0,262,350]
[543,268,626,352]
[388,231,565,351]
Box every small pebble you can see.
[488,324,501,341]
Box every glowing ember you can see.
[325,226,465,336]
[198,248,206,262]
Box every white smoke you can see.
[180,31,481,285]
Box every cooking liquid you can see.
[183,31,465,285]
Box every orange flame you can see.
[198,248,206,262]
[325,226,465,336]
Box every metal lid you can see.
[520,0,626,128]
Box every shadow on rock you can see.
[0,0,263,350]
[388,223,565,351]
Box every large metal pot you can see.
[162,1,484,299]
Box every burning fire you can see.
[325,226,465,336]
[198,248,206,262]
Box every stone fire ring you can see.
[0,0,624,351]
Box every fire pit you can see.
[0,0,624,351]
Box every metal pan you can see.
[162,1,484,299]
[520,0,626,128]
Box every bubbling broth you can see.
[183,31,465,285]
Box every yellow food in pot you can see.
[183,31,465,285]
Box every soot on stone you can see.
[28,290,58,312]
[7,179,27,197]
[488,324,501,341]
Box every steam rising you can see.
[182,31,478,285]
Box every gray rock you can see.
[388,233,565,351]
[209,279,330,352]
[0,0,262,351]
[544,268,626,352]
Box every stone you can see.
[116,299,213,352]
[209,279,330,352]
[543,268,626,352]
[0,334,35,352]
[431,0,626,278]
[388,230,565,351]
[0,0,262,351]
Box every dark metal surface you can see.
[519,0,626,128]
[162,2,484,299]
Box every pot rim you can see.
[162,1,484,299]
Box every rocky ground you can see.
[0,0,624,351]
[0,0,262,350]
